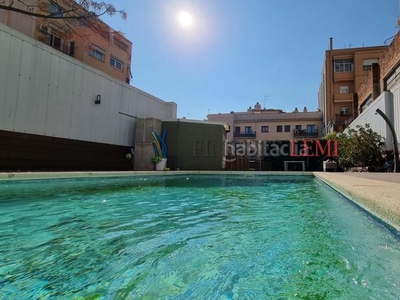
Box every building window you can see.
[127,64,133,84]
[340,107,350,115]
[89,45,105,62]
[295,125,302,131]
[49,34,62,50]
[284,125,291,132]
[68,41,75,57]
[50,2,63,17]
[363,65,372,71]
[334,59,354,73]
[234,126,240,133]
[277,125,282,132]
[363,59,378,71]
[110,56,123,71]
[261,126,269,133]
[307,125,317,133]
[339,86,349,93]
[245,126,252,134]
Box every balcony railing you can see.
[332,114,353,125]
[293,129,318,138]
[234,131,256,138]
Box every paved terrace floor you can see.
[314,172,400,232]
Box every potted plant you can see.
[153,156,167,171]
[151,129,168,171]
[152,156,162,164]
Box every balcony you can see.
[234,131,256,138]
[333,72,354,82]
[331,114,354,132]
[293,129,319,138]
[334,93,353,102]
[332,114,353,125]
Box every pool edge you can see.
[0,171,314,181]
[314,172,400,232]
[2,170,400,232]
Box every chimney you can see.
[372,63,381,100]
[352,93,358,119]
[329,37,333,50]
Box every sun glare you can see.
[178,11,194,28]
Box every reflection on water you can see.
[0,175,399,299]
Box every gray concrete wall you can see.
[134,118,162,171]
[162,120,227,170]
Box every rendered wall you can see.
[347,91,394,150]
[0,0,34,37]
[161,120,226,170]
[391,83,400,145]
[0,23,176,148]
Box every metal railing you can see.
[293,129,318,138]
[233,132,256,138]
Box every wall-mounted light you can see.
[95,95,101,104]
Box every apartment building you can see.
[207,102,323,142]
[357,31,400,108]
[347,29,400,154]
[0,0,132,83]
[318,38,386,134]
[207,103,324,171]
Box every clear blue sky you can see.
[102,0,399,120]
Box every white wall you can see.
[347,91,394,150]
[0,23,177,147]
[392,83,400,140]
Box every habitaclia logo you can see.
[225,140,339,162]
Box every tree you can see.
[337,124,385,169]
[1,0,128,52]
[0,0,126,20]
[322,131,338,141]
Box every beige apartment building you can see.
[207,102,323,142]
[318,38,387,133]
[0,0,132,83]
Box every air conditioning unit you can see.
[39,23,51,33]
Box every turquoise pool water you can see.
[0,175,400,299]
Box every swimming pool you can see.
[0,174,400,299]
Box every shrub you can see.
[337,124,385,168]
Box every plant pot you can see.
[155,158,167,171]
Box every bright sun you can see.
[178,11,194,28]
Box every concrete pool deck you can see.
[1,170,400,231]
[314,172,400,232]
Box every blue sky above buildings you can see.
[102,0,399,120]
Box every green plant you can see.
[322,131,338,140]
[152,156,162,164]
[337,124,385,168]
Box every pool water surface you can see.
[0,175,400,299]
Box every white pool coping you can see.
[0,171,313,181]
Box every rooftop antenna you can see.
[397,0,400,27]
[264,95,269,109]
